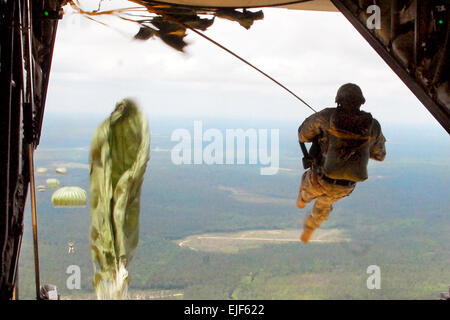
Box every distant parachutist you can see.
[68,242,75,254]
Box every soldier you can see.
[68,242,74,254]
[297,83,386,243]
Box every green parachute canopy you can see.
[37,185,46,192]
[89,98,150,299]
[46,178,60,189]
[51,186,87,207]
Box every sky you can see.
[44,0,442,128]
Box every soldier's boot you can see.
[300,215,317,243]
[300,226,315,243]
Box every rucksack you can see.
[322,109,373,182]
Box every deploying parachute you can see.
[37,185,46,192]
[51,186,87,207]
[46,178,60,189]
[89,98,150,299]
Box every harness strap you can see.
[319,173,356,187]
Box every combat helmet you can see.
[335,83,366,108]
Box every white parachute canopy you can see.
[36,167,48,174]
[56,167,67,175]
[46,178,60,189]
[51,186,87,207]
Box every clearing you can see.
[177,228,350,253]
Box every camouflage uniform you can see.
[297,85,386,242]
[297,168,356,231]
